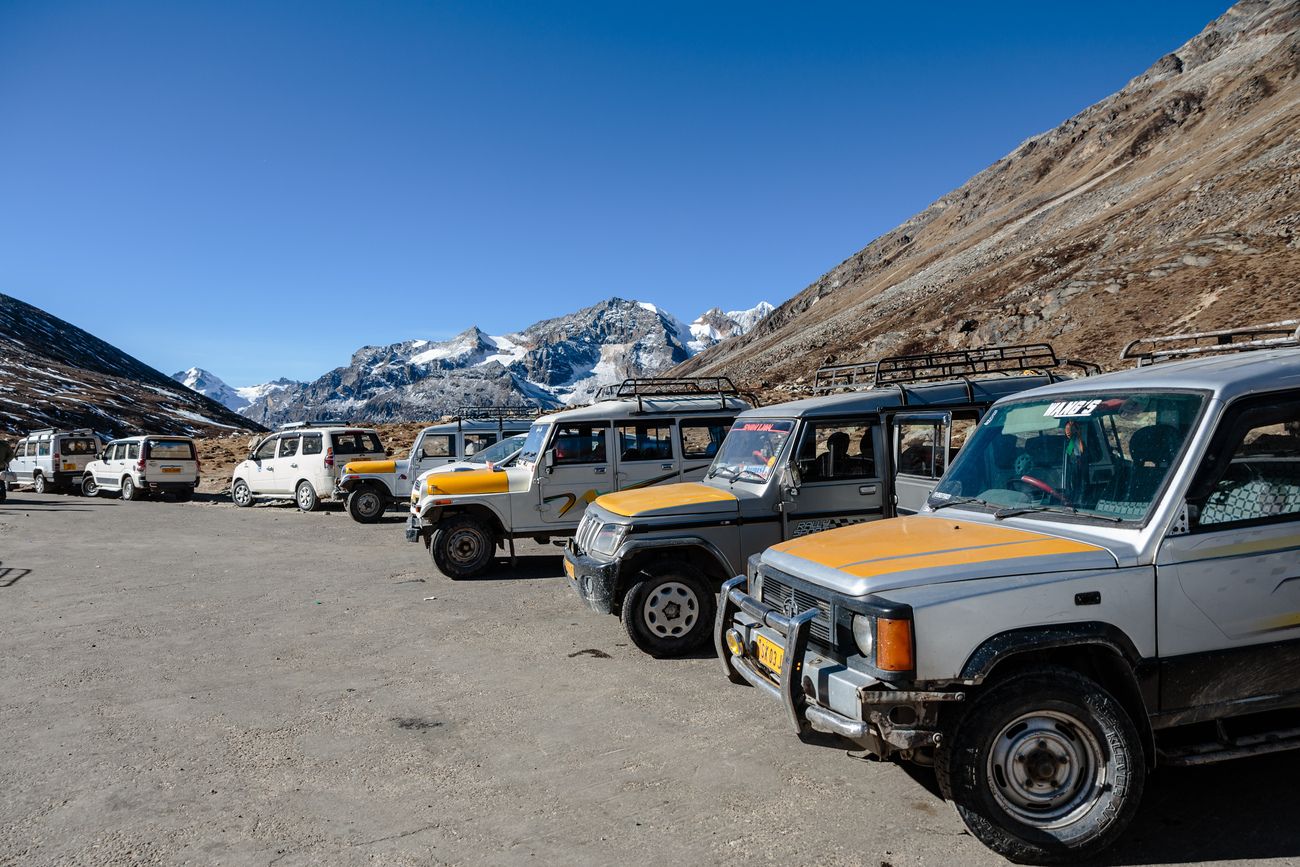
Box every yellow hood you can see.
[598,482,738,518]
[344,460,397,475]
[425,468,510,495]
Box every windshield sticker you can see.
[1044,399,1103,419]
[735,421,792,433]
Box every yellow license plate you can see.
[161,467,182,473]
[563,559,575,578]
[755,633,784,675]
[63,463,76,471]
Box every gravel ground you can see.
[1,490,1297,866]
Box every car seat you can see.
[1127,424,1179,503]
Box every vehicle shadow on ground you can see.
[0,563,31,587]
[0,495,98,512]
[897,751,1300,864]
[468,555,565,582]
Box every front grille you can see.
[759,571,834,647]
[574,513,600,555]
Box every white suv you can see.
[231,423,386,512]
[82,435,200,501]
[10,428,102,494]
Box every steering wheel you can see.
[1008,475,1070,506]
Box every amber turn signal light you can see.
[875,617,913,672]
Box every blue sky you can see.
[1,0,1229,385]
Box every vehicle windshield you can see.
[930,391,1205,523]
[469,434,526,465]
[707,419,795,484]
[517,423,551,466]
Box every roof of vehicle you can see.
[270,426,379,435]
[21,428,96,439]
[418,419,536,435]
[543,394,752,423]
[106,434,196,442]
[997,348,1300,403]
[739,373,1067,421]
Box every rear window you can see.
[146,439,195,460]
[60,437,99,455]
[333,431,383,455]
[301,433,323,455]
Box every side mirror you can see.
[780,464,800,498]
[543,449,555,472]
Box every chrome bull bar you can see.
[715,574,816,736]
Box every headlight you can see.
[590,522,629,556]
[851,614,874,658]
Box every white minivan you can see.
[10,428,102,493]
[231,423,387,512]
[82,435,200,501]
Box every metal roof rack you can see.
[814,343,1099,395]
[1121,320,1300,366]
[453,405,544,421]
[279,420,352,430]
[593,376,746,413]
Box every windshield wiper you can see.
[993,504,1122,522]
[929,496,989,512]
[730,467,767,486]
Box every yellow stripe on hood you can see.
[599,482,737,517]
[771,515,1104,579]
[426,468,509,495]
[344,460,396,474]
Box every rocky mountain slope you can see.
[677,0,1300,393]
[0,293,264,437]
[239,298,770,426]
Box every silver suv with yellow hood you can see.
[406,378,750,579]
[566,344,1097,657]
[716,322,1300,863]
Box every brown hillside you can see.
[677,0,1300,394]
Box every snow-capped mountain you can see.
[687,302,775,353]
[240,297,770,426]
[235,378,300,405]
[172,367,249,412]
[0,293,264,437]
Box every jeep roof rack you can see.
[814,343,1099,395]
[1121,320,1300,366]
[593,376,746,413]
[279,420,352,430]
[453,405,543,421]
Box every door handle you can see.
[594,466,607,474]
[290,463,298,468]
[859,484,878,495]
[660,463,674,470]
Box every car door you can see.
[411,431,456,478]
[11,440,30,482]
[276,434,301,493]
[785,418,885,537]
[247,436,280,493]
[93,443,116,488]
[1156,391,1300,715]
[889,412,979,514]
[613,421,678,491]
[537,421,612,524]
[105,442,128,489]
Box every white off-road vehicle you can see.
[82,435,200,501]
[335,409,536,523]
[565,344,1098,657]
[9,428,101,494]
[406,378,751,578]
[231,423,386,512]
[716,321,1300,863]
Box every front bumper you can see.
[715,575,960,756]
[405,512,422,543]
[564,541,618,615]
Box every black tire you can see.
[295,480,319,513]
[936,666,1145,864]
[33,472,46,494]
[346,485,387,523]
[231,478,253,508]
[81,476,99,498]
[620,561,715,657]
[430,514,495,579]
[120,476,139,501]
[0,481,6,502]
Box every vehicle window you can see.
[146,439,194,459]
[463,433,497,456]
[797,421,876,482]
[1193,399,1300,529]
[333,432,383,456]
[105,444,119,461]
[932,392,1205,523]
[553,424,609,465]
[37,441,50,457]
[277,436,299,458]
[680,420,729,461]
[709,419,795,483]
[16,442,27,458]
[518,423,551,465]
[897,422,942,478]
[301,434,323,455]
[62,437,98,455]
[618,423,673,462]
[254,438,278,460]
[420,435,455,458]
[126,443,140,460]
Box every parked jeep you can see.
[336,408,536,523]
[565,344,1097,656]
[715,321,1300,863]
[406,378,751,579]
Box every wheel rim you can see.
[987,709,1105,828]
[641,581,699,638]
[297,484,313,509]
[123,479,133,498]
[357,491,381,517]
[233,482,250,506]
[85,480,96,495]
[444,527,485,567]
[34,476,45,493]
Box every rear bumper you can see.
[564,541,618,615]
[145,480,198,492]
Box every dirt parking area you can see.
[1,491,1296,866]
